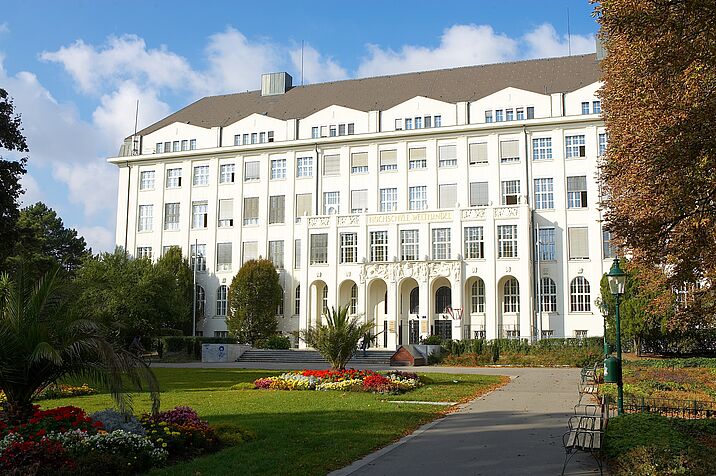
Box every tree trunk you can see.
[5,398,35,424]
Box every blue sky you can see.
[1,0,599,252]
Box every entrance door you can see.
[434,320,452,340]
[409,320,419,344]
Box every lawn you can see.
[44,368,506,475]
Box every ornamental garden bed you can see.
[249,369,421,394]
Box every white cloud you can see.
[19,173,42,207]
[357,24,519,77]
[75,225,115,253]
[290,44,348,84]
[522,23,595,59]
[52,162,117,219]
[0,23,9,35]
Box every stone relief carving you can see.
[359,261,461,284]
[307,217,330,227]
[494,207,519,219]
[337,215,359,226]
[461,209,486,220]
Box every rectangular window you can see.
[244,161,260,181]
[164,141,171,153]
[242,133,249,144]
[565,135,586,158]
[242,241,258,264]
[499,140,520,163]
[469,142,488,165]
[338,124,346,136]
[192,201,208,228]
[294,285,301,315]
[350,189,366,213]
[438,183,457,209]
[598,133,607,156]
[405,118,413,130]
[172,141,180,152]
[593,100,601,114]
[424,116,432,128]
[139,171,155,190]
[469,182,489,207]
[395,118,403,130]
[516,107,525,120]
[347,123,355,135]
[603,230,615,259]
[234,134,241,146]
[268,240,284,268]
[218,199,234,227]
[400,229,419,261]
[380,188,398,212]
[526,107,535,119]
[506,109,514,121]
[193,165,209,186]
[296,157,313,177]
[501,180,520,205]
[270,158,286,179]
[497,225,518,258]
[438,145,457,167]
[136,246,152,259]
[310,234,328,264]
[155,143,163,154]
[409,186,428,210]
[408,147,426,169]
[370,231,388,262]
[323,191,340,215]
[567,176,588,208]
[495,110,504,122]
[191,243,206,271]
[351,152,368,174]
[534,178,554,209]
[311,127,319,139]
[243,197,259,225]
[320,126,327,137]
[569,227,589,259]
[295,193,312,221]
[164,203,180,231]
[269,195,285,224]
[251,133,257,144]
[294,239,301,268]
[411,116,420,129]
[432,228,451,260]
[138,205,153,232]
[181,140,188,151]
[340,232,358,264]
[217,242,232,272]
[434,115,441,127]
[485,111,493,123]
[537,227,556,261]
[379,150,398,171]
[581,102,590,115]
[323,154,341,176]
[329,125,337,137]
[219,164,235,183]
[532,137,552,160]
[464,226,484,259]
[259,132,266,143]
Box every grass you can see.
[599,362,716,402]
[44,368,505,475]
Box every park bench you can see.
[581,362,599,384]
[562,398,609,475]
[577,362,601,404]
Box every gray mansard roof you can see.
[136,53,601,137]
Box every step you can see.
[237,349,394,364]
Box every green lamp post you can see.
[607,257,627,415]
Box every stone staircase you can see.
[237,349,395,365]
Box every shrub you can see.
[257,334,291,349]
[90,409,145,435]
[421,335,443,345]
[1,406,102,440]
[230,382,256,391]
[0,437,72,474]
[212,423,256,447]
[140,406,218,459]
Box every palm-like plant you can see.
[301,305,373,370]
[0,266,159,423]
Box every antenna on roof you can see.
[301,40,305,86]
[132,99,139,156]
[566,8,572,56]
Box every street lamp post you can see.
[607,257,627,415]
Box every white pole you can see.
[192,238,197,337]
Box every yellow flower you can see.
[162,443,168,448]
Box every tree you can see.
[0,266,159,423]
[226,259,281,345]
[301,305,373,370]
[0,88,29,269]
[596,0,716,317]
[154,246,193,334]
[5,202,90,278]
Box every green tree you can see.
[301,305,373,370]
[154,246,193,334]
[0,266,159,423]
[6,202,90,278]
[0,88,29,269]
[226,259,281,345]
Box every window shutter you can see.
[438,183,457,209]
[295,193,312,218]
[438,145,457,160]
[351,152,368,167]
[351,189,367,212]
[569,227,589,259]
[244,197,259,219]
[244,161,260,180]
[469,143,488,164]
[323,154,341,175]
[409,148,426,160]
[567,176,587,191]
[217,243,232,265]
[500,140,520,160]
[242,241,258,263]
[470,182,489,206]
[380,150,397,167]
[218,199,233,221]
[269,195,285,224]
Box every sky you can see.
[1,0,599,253]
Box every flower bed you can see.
[0,404,230,474]
[251,370,422,394]
[0,383,97,404]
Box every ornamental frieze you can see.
[359,260,461,284]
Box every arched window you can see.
[350,284,358,315]
[195,285,206,318]
[409,287,419,314]
[294,285,301,316]
[471,279,485,313]
[435,286,452,313]
[570,277,591,312]
[540,277,557,312]
[277,287,284,316]
[216,285,227,316]
[322,285,329,315]
[503,278,520,313]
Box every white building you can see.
[109,54,613,347]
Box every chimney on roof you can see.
[261,72,293,96]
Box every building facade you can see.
[110,54,612,347]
